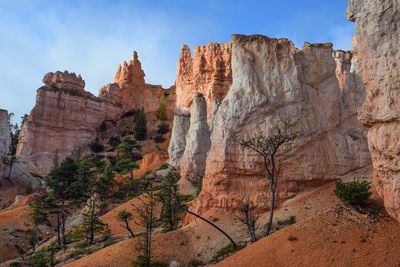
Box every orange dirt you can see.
[100,194,161,236]
[132,151,168,178]
[0,205,32,263]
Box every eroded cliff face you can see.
[0,109,10,175]
[347,0,400,222]
[179,93,211,193]
[17,71,123,175]
[176,43,232,120]
[173,35,371,216]
[115,51,172,113]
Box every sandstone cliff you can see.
[170,35,371,215]
[0,109,10,175]
[115,51,174,114]
[17,71,123,175]
[347,0,400,222]
[175,43,231,121]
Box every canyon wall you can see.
[17,71,123,175]
[0,109,10,175]
[170,34,371,215]
[347,0,400,222]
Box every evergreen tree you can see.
[117,210,134,237]
[79,197,109,244]
[3,113,21,181]
[156,96,168,121]
[91,163,115,200]
[135,107,147,140]
[156,170,181,231]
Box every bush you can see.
[132,256,167,267]
[334,179,371,206]
[89,138,104,153]
[153,134,165,143]
[188,259,203,267]
[109,136,121,148]
[157,162,169,170]
[211,244,239,263]
[135,107,147,140]
[277,215,296,226]
[157,123,170,134]
[121,109,136,118]
[24,182,33,195]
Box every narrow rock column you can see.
[168,110,190,167]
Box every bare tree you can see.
[132,183,157,267]
[238,126,297,236]
[238,200,259,243]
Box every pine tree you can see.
[117,210,134,237]
[135,107,147,141]
[80,197,109,244]
[156,170,181,231]
[156,96,168,121]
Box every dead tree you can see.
[238,200,259,243]
[238,127,297,236]
[132,183,157,267]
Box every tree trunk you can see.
[125,220,134,237]
[266,178,277,236]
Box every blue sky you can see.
[0,0,353,123]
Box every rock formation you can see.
[170,34,371,216]
[115,51,172,113]
[17,72,123,175]
[347,0,400,222]
[179,93,211,193]
[175,43,232,121]
[43,70,85,91]
[99,83,122,103]
[168,110,190,167]
[0,109,10,175]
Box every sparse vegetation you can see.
[211,244,242,263]
[157,162,169,170]
[78,197,109,244]
[3,113,22,181]
[153,133,165,143]
[238,201,258,243]
[89,137,104,153]
[334,179,371,206]
[156,96,168,121]
[188,259,204,267]
[277,215,296,226]
[157,123,170,134]
[287,234,298,241]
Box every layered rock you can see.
[0,109,10,175]
[17,72,123,175]
[347,0,400,222]
[43,70,85,91]
[98,83,122,104]
[175,43,232,121]
[179,94,211,193]
[115,51,170,113]
[176,35,371,215]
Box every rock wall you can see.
[347,0,400,222]
[179,93,211,192]
[178,35,371,215]
[168,110,190,167]
[17,71,123,175]
[175,43,232,121]
[0,109,10,175]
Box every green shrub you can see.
[211,244,240,263]
[277,215,296,226]
[132,255,167,267]
[334,179,371,206]
[188,259,203,267]
[157,162,169,170]
[24,182,33,195]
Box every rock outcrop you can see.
[175,43,232,121]
[168,110,190,167]
[115,51,171,113]
[347,0,400,222]
[0,109,10,175]
[99,83,122,104]
[179,93,211,192]
[43,71,85,91]
[17,72,123,175]
[171,34,371,216]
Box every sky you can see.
[0,0,354,123]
